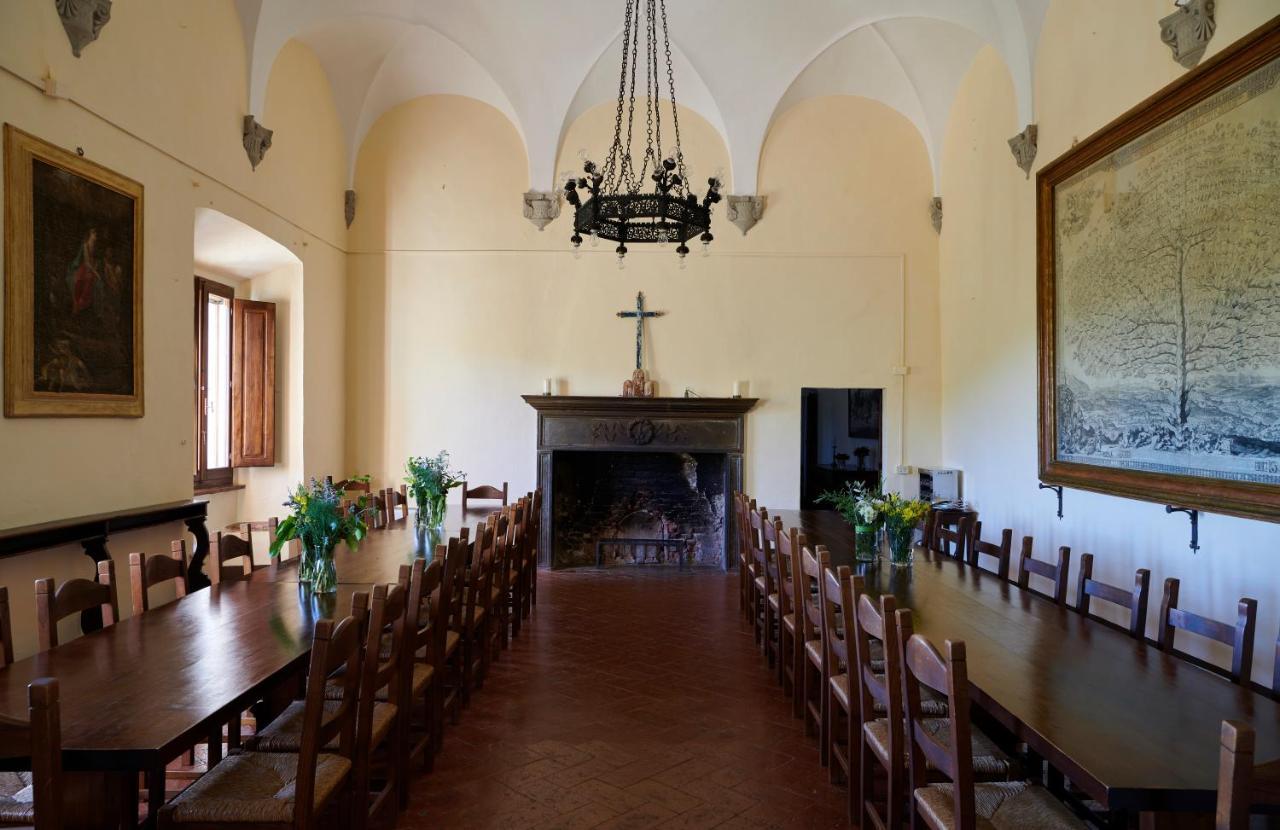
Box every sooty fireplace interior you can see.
[522,395,758,571]
[552,451,726,568]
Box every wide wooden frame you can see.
[1037,17,1280,522]
[4,124,144,417]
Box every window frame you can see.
[194,276,235,491]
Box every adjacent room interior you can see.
[1,2,1278,828]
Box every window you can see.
[195,277,234,490]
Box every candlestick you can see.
[732,380,744,398]
[543,378,554,396]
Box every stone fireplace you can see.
[522,395,758,570]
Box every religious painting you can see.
[1037,18,1280,521]
[847,389,881,439]
[4,124,143,417]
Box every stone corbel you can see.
[344,189,356,228]
[522,190,561,231]
[725,194,765,236]
[929,197,943,234]
[1008,124,1038,179]
[1160,0,1216,69]
[242,115,273,170]
[56,0,112,57]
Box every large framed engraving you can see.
[1037,17,1280,521]
[4,125,144,417]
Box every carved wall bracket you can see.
[344,189,357,228]
[1008,124,1038,178]
[56,0,112,57]
[1160,0,1216,69]
[726,194,765,235]
[242,115,273,170]
[522,190,561,231]
[929,197,943,234]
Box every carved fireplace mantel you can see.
[523,395,759,568]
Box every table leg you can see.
[60,770,136,829]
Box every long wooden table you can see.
[0,505,494,829]
[775,509,1280,822]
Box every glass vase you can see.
[886,522,914,568]
[309,549,338,594]
[854,525,879,563]
[417,492,447,530]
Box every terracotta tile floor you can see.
[397,569,849,829]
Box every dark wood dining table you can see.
[774,508,1280,825]
[0,504,497,829]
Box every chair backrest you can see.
[1074,553,1150,639]
[36,560,119,651]
[465,523,496,630]
[445,530,470,635]
[1217,720,1254,830]
[967,522,1012,581]
[224,518,282,559]
[356,583,409,766]
[928,512,971,561]
[294,614,361,827]
[0,588,14,669]
[384,485,410,523]
[898,616,976,829]
[365,490,388,531]
[461,481,508,512]
[529,488,543,564]
[1158,578,1257,684]
[0,677,62,829]
[129,541,189,614]
[853,585,901,731]
[208,531,255,585]
[748,505,771,589]
[775,524,805,624]
[1017,539,1070,605]
[332,477,372,497]
[820,564,852,677]
[797,545,829,660]
[759,512,781,597]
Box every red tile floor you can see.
[398,568,849,829]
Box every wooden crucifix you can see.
[616,291,665,397]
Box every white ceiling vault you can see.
[233,0,1049,196]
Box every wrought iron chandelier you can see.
[565,0,721,267]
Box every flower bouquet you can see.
[269,477,370,594]
[405,451,464,531]
[818,480,884,562]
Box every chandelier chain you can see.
[660,0,686,185]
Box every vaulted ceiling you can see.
[233,0,1050,195]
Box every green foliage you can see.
[404,451,464,509]
[818,480,884,527]
[270,476,370,558]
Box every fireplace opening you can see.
[551,451,727,569]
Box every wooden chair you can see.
[758,512,783,670]
[460,523,496,701]
[1216,720,1254,830]
[0,588,14,669]
[521,489,542,616]
[927,512,971,562]
[798,544,831,766]
[498,500,529,646]
[482,513,511,667]
[899,624,1085,830]
[0,677,62,829]
[208,532,256,585]
[35,559,118,651]
[383,486,409,524]
[1017,540,1070,606]
[365,491,388,531]
[747,505,772,654]
[1157,578,1257,684]
[333,478,372,499]
[775,521,806,704]
[820,564,857,814]
[851,584,907,829]
[158,615,362,829]
[224,519,286,562]
[399,557,449,780]
[437,533,469,748]
[129,542,189,614]
[460,481,507,512]
[1074,554,1150,639]
[966,523,1012,581]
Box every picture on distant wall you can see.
[4,124,143,417]
[1037,21,1280,520]
[847,389,882,440]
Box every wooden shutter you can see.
[231,299,276,467]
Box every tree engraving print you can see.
[1053,54,1280,485]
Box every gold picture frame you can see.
[4,124,144,417]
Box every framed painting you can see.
[4,124,143,417]
[1037,17,1280,521]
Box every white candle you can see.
[543,377,554,396]
[732,381,744,398]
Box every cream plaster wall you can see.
[346,94,942,514]
[938,2,1280,682]
[0,1,347,657]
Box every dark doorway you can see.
[800,388,883,509]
